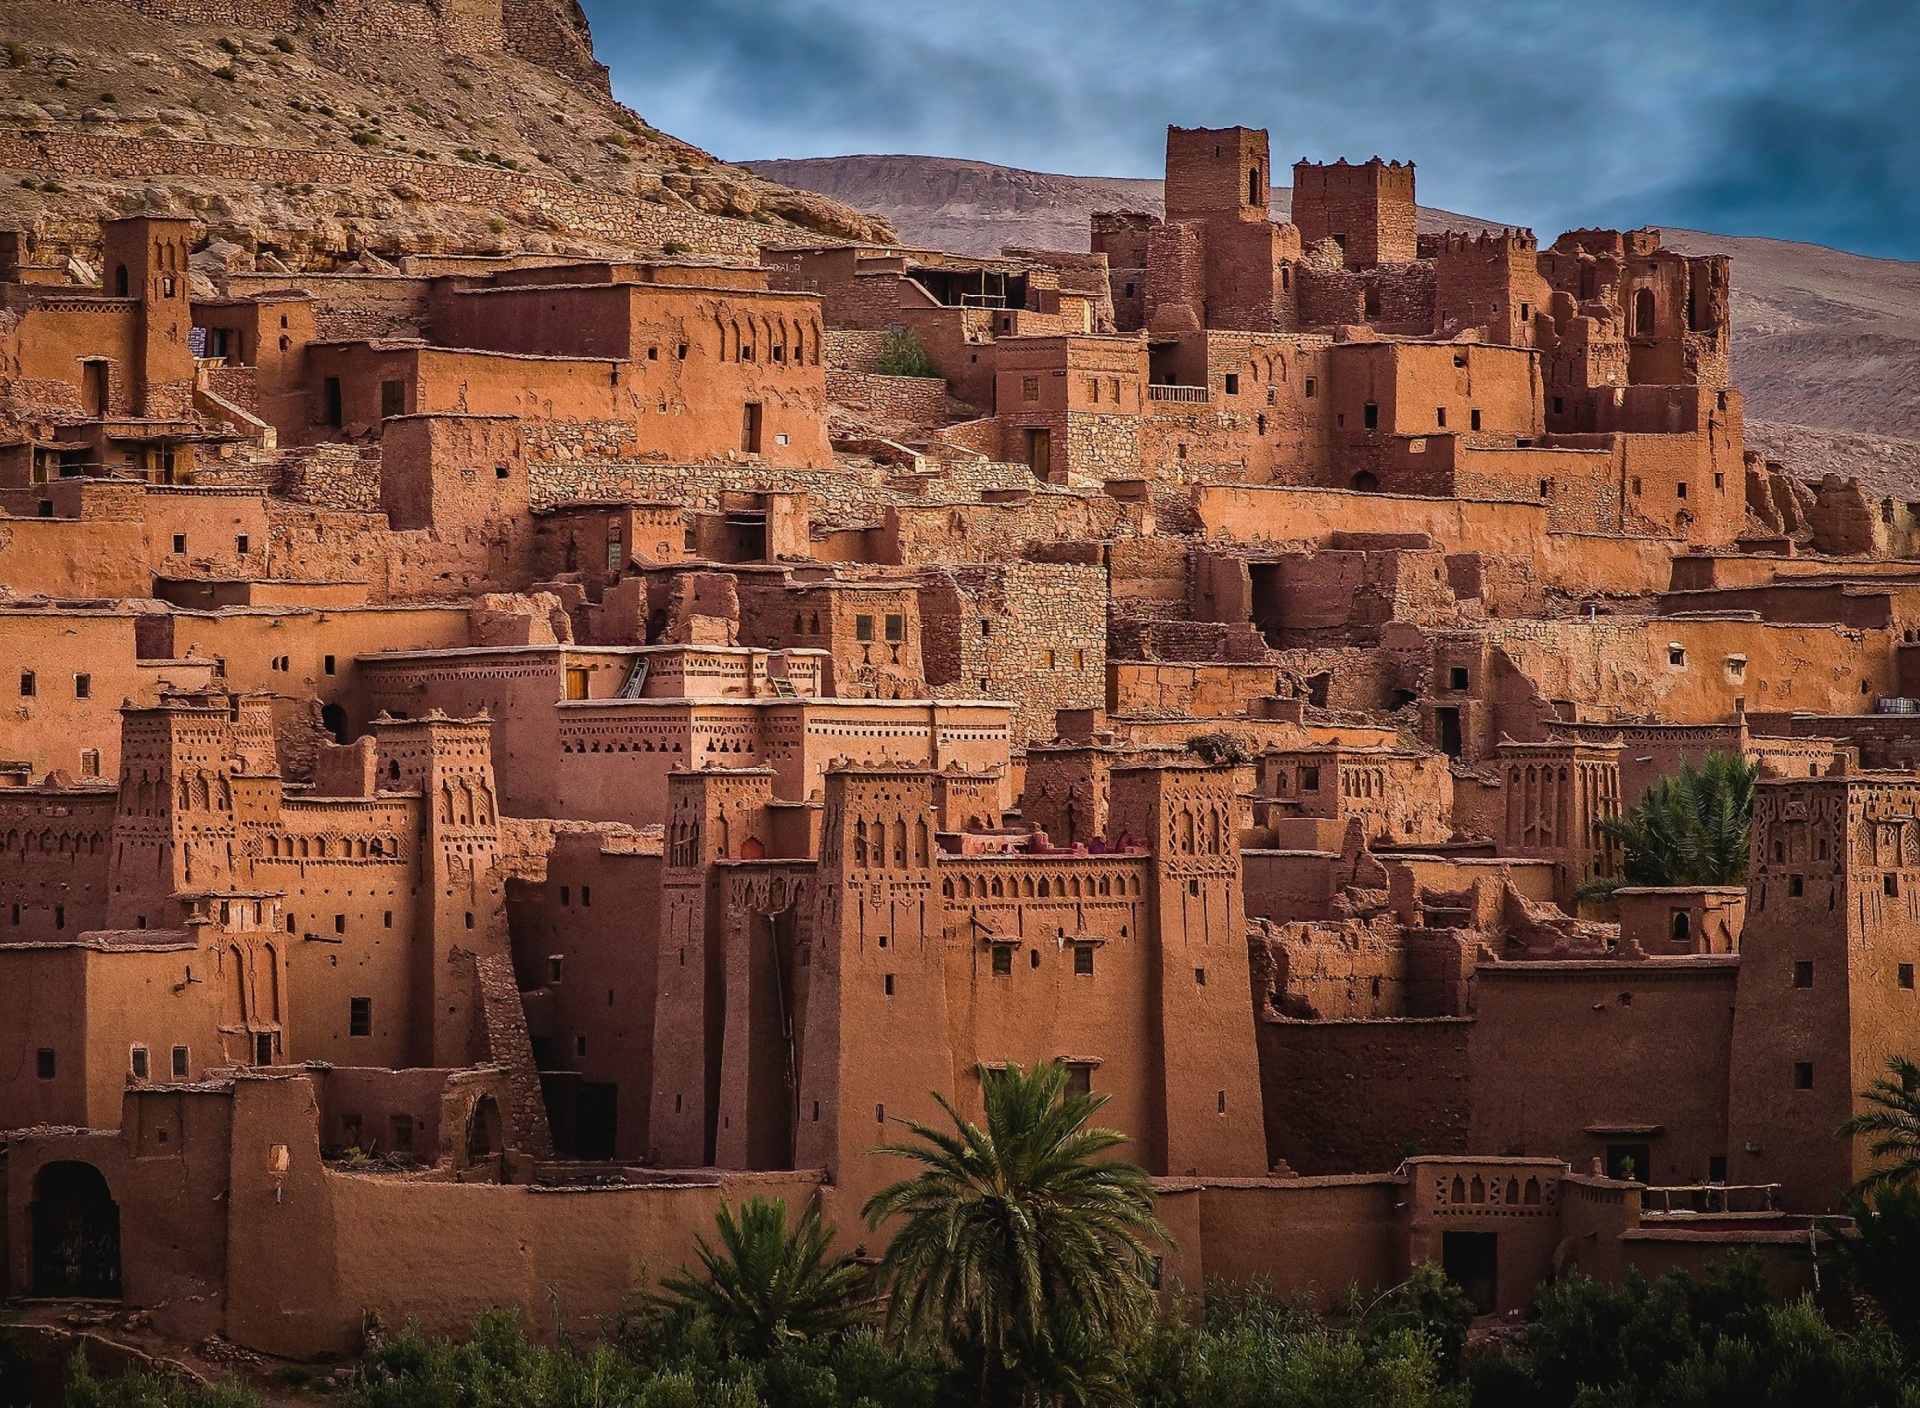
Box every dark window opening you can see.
[1793,1061,1814,1089]
[36,1048,55,1079]
[349,996,372,1037]
[323,376,343,428]
[1449,667,1469,691]
[1793,960,1814,988]
[1074,945,1094,976]
[991,946,1012,977]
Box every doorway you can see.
[82,361,109,418]
[741,402,764,454]
[1436,707,1463,758]
[1024,428,1051,478]
[574,1082,618,1160]
[31,1162,122,1298]
[1442,1230,1497,1314]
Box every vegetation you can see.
[3,40,30,68]
[864,1059,1168,1403]
[1467,1258,1919,1408]
[1839,1054,1920,1192]
[657,1196,869,1357]
[1578,749,1757,900]
[271,35,296,53]
[60,1352,261,1408]
[875,328,941,379]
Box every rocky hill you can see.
[0,0,893,273]
[751,154,1920,490]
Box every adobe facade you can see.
[0,117,1901,1356]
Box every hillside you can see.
[0,0,893,272]
[750,154,1920,491]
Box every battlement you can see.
[1290,158,1417,269]
[1552,228,1666,260]
[1419,229,1540,257]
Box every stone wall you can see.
[826,370,949,428]
[1258,1016,1472,1174]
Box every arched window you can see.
[1633,288,1656,337]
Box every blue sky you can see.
[580,0,1920,260]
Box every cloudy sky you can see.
[579,0,1920,261]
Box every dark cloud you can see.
[582,0,1920,258]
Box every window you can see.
[1224,373,1240,395]
[236,534,250,554]
[323,375,343,427]
[349,996,372,1037]
[131,1046,149,1080]
[1793,960,1814,988]
[855,614,875,642]
[1901,963,1915,990]
[741,402,763,454]
[380,379,406,420]
[1676,481,1688,500]
[1301,766,1321,790]
[74,673,90,699]
[36,1048,55,1080]
[1065,1064,1092,1098]
[1449,667,1469,691]
[173,1045,189,1078]
[18,670,33,697]
[334,913,346,934]
[992,946,1012,977]
[885,613,906,643]
[1194,966,1207,986]
[581,886,591,907]
[1436,407,1447,428]
[1304,377,1316,398]
[390,1115,414,1152]
[1788,875,1804,897]
[1022,376,1040,402]
[548,956,564,983]
[172,533,187,555]
[1470,409,1482,431]
[1888,874,1902,898]
[1552,396,1564,415]
[1043,650,1057,669]
[884,973,895,996]
[1073,944,1094,976]
[323,654,336,676]
[256,1032,274,1065]
[1793,1061,1814,1090]
[495,465,510,479]
[1363,401,1378,430]
[1668,646,1687,667]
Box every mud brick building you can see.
[2,65,1911,1354]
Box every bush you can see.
[4,40,30,68]
[62,1353,263,1408]
[271,35,295,53]
[1186,730,1255,768]
[874,328,939,379]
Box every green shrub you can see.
[4,40,30,67]
[874,328,939,379]
[271,35,295,53]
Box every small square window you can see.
[19,671,34,698]
[1065,1064,1092,1097]
[1194,966,1207,986]
[1669,646,1687,667]
[1022,376,1040,402]
[36,1048,55,1080]
[885,613,906,643]
[173,1045,189,1078]
[74,673,91,699]
[172,533,187,555]
[237,534,251,554]
[1449,667,1469,691]
[1073,945,1094,976]
[548,955,564,983]
[1224,373,1240,395]
[1793,960,1813,988]
[1901,963,1915,990]
[1793,1061,1814,1090]
[1301,766,1320,790]
[334,913,346,934]
[991,946,1012,977]
[1304,377,1317,398]
[131,1046,149,1080]
[1788,875,1804,898]
[855,614,875,642]
[1889,873,1903,898]
[349,996,372,1037]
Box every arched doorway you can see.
[320,703,349,746]
[1633,288,1656,337]
[467,1095,503,1162]
[1351,471,1380,493]
[30,1162,121,1297]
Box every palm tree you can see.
[658,1195,869,1357]
[1578,749,1758,900]
[1840,1055,1920,1193]
[863,1059,1168,1406]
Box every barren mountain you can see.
[0,0,893,272]
[751,154,1920,490]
